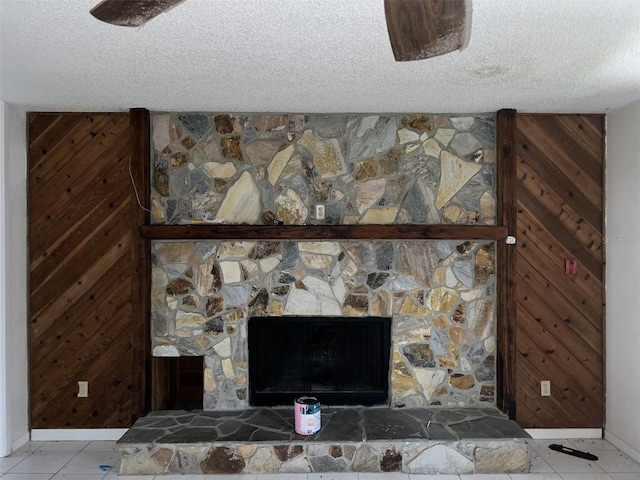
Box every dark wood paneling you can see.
[29,112,135,428]
[130,108,152,422]
[515,114,604,429]
[496,109,517,419]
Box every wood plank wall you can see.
[515,114,604,428]
[26,111,606,430]
[28,113,136,428]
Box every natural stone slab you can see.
[414,368,446,401]
[178,114,210,140]
[267,145,294,185]
[152,114,172,152]
[475,443,529,473]
[451,132,483,157]
[215,171,261,223]
[360,207,398,224]
[423,137,441,158]
[481,191,496,224]
[283,276,342,315]
[451,117,475,130]
[254,115,287,131]
[219,261,242,283]
[280,454,312,473]
[468,299,495,340]
[435,128,455,146]
[298,130,346,178]
[153,345,180,357]
[200,447,245,474]
[398,128,420,144]
[406,444,474,474]
[396,241,438,287]
[245,139,284,165]
[426,286,459,312]
[245,446,280,473]
[175,311,205,329]
[351,444,379,472]
[275,188,308,224]
[348,116,397,161]
[355,178,386,214]
[203,162,237,178]
[154,242,200,264]
[403,115,432,131]
[298,241,341,255]
[436,151,482,209]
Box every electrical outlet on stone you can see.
[315,204,325,220]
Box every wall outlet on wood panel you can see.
[540,380,551,396]
[78,381,88,398]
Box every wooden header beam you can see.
[140,224,508,241]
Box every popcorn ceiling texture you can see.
[1,0,639,112]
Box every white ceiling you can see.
[1,0,639,113]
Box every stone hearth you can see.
[118,407,530,475]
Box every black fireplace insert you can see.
[248,316,391,406]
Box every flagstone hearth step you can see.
[118,407,530,475]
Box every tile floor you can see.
[0,438,639,480]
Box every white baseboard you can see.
[11,432,29,452]
[525,428,602,439]
[31,429,128,441]
[605,430,640,464]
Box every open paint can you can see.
[294,396,321,435]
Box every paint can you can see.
[294,396,321,435]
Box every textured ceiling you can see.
[1,0,639,113]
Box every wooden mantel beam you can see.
[140,224,508,241]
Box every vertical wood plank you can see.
[496,109,517,419]
[130,108,151,422]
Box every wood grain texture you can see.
[90,0,186,27]
[28,112,135,428]
[515,114,604,429]
[130,108,152,422]
[140,224,507,241]
[384,0,468,61]
[496,109,517,419]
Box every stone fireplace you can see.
[149,112,497,411]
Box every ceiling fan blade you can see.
[90,0,187,27]
[384,0,470,61]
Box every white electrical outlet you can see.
[78,381,88,398]
[540,380,551,397]
[316,204,325,220]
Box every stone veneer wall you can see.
[149,113,497,410]
[150,114,495,225]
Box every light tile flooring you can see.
[0,439,639,479]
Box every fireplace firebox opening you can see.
[248,316,392,406]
